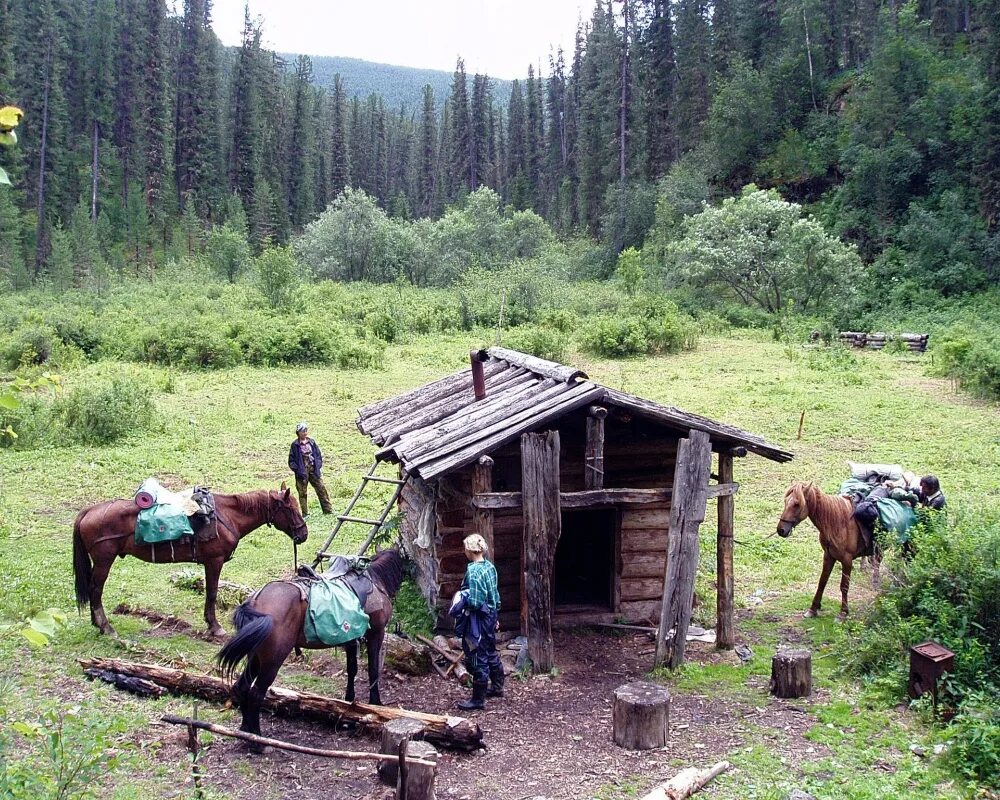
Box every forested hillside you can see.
[1,0,998,309]
[304,55,513,114]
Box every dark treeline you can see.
[1,0,999,296]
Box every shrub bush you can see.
[0,324,58,369]
[57,376,155,445]
[137,318,242,369]
[843,511,1000,788]
[581,315,648,357]
[502,326,569,362]
[933,325,1000,401]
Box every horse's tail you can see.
[73,511,92,611]
[216,602,273,680]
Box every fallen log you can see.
[639,761,732,800]
[79,657,483,751]
[160,714,436,766]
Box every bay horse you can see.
[217,548,405,743]
[73,484,308,638]
[776,481,869,619]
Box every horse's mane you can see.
[797,481,856,531]
[367,548,406,597]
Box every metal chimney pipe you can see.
[470,349,487,400]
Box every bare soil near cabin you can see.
[148,626,825,800]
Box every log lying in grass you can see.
[639,761,732,800]
[79,657,483,751]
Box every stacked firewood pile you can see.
[415,632,527,685]
[839,331,930,352]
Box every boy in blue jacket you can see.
[453,533,504,710]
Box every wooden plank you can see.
[654,430,712,669]
[585,406,607,490]
[488,346,588,383]
[382,373,548,459]
[521,431,561,673]
[418,386,604,479]
[472,488,673,510]
[621,552,667,579]
[716,452,735,650]
[620,577,666,602]
[472,456,494,556]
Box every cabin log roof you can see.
[357,347,793,479]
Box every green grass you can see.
[1,329,997,797]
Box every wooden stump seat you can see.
[612,681,670,750]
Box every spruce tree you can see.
[525,64,543,208]
[448,57,471,196]
[0,187,25,289]
[287,54,315,227]
[641,0,678,178]
[229,6,260,207]
[329,73,348,200]
[506,79,529,208]
[417,84,437,217]
[470,73,491,190]
[673,0,712,152]
[175,0,220,214]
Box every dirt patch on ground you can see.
[130,629,832,800]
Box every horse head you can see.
[271,483,308,544]
[777,481,814,537]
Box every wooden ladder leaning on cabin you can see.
[312,460,407,567]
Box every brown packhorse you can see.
[777,481,870,619]
[73,485,308,637]
[217,548,406,745]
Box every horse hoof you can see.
[207,627,227,641]
[803,609,818,619]
[836,614,848,623]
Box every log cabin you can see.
[351,347,793,656]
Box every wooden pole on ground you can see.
[521,430,562,673]
[716,452,735,650]
[160,715,437,766]
[638,761,732,800]
[585,405,607,489]
[654,430,712,669]
[472,456,495,556]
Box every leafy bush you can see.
[933,325,1000,401]
[843,512,1000,788]
[502,326,568,362]
[255,246,300,309]
[204,223,252,283]
[0,324,58,369]
[581,315,648,357]
[57,376,155,445]
[138,318,241,369]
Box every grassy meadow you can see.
[1,327,998,799]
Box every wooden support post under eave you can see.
[585,405,607,490]
[716,452,735,650]
[472,456,495,556]
[654,430,711,670]
[521,430,561,673]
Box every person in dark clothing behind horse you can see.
[287,422,332,517]
[453,533,504,710]
[919,475,946,510]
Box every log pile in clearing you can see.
[839,331,930,352]
[79,657,483,751]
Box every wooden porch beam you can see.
[471,483,738,510]
[472,456,494,555]
[585,405,607,489]
[716,452,735,650]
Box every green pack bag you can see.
[135,504,194,545]
[874,497,918,544]
[304,578,370,646]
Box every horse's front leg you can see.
[89,557,117,636]
[807,552,836,618]
[202,557,226,638]
[344,640,358,703]
[838,557,854,620]
[366,628,384,706]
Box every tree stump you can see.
[396,740,438,800]
[612,681,670,750]
[378,718,425,785]
[770,650,812,698]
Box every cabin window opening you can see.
[554,509,616,610]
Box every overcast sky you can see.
[208,0,591,79]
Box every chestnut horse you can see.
[73,485,308,637]
[777,481,869,619]
[217,548,406,744]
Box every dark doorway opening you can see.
[554,509,617,609]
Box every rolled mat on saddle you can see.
[132,477,217,546]
[840,462,920,554]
